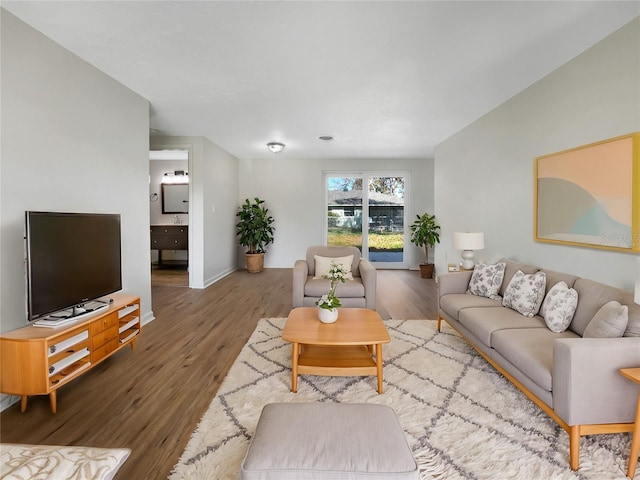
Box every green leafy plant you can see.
[409,212,441,264]
[235,197,275,254]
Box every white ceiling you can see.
[3,1,639,160]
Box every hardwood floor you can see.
[0,268,437,479]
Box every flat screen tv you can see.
[25,211,122,322]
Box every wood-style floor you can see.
[0,268,437,479]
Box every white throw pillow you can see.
[313,255,354,280]
[467,262,506,300]
[502,270,546,317]
[540,281,578,333]
[583,300,629,338]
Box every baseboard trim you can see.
[203,267,237,289]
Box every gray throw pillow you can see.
[467,262,506,300]
[583,300,629,338]
[540,281,578,333]
[502,270,546,317]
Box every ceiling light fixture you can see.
[318,135,334,141]
[267,142,285,153]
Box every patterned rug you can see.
[169,318,634,480]
[0,444,130,480]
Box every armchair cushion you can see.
[313,254,354,279]
[305,246,361,277]
[304,278,365,298]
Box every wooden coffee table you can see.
[282,307,390,393]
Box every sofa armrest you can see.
[437,271,472,299]
[292,260,308,308]
[553,337,640,426]
[359,259,377,310]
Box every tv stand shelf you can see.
[0,293,140,413]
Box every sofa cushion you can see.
[304,277,365,298]
[491,328,579,392]
[439,294,502,320]
[583,301,629,338]
[540,281,578,333]
[458,307,546,348]
[313,254,354,280]
[540,269,580,294]
[571,279,638,337]
[502,270,546,317]
[498,259,539,297]
[467,262,506,299]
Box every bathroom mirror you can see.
[162,184,189,213]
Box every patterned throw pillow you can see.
[540,281,578,333]
[467,262,506,300]
[502,270,546,317]
[583,301,629,338]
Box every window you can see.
[325,173,408,267]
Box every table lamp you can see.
[453,232,485,270]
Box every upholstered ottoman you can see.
[240,402,419,480]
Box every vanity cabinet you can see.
[150,225,188,267]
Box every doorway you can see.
[149,149,190,287]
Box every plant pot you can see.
[245,253,264,273]
[419,263,434,279]
[317,307,338,324]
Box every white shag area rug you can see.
[170,318,635,480]
[0,443,130,480]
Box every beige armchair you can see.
[292,246,377,309]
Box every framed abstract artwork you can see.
[534,132,640,252]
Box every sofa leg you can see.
[569,426,580,470]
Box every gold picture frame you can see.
[534,132,640,252]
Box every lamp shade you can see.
[453,232,485,250]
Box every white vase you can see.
[318,307,338,324]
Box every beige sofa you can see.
[437,258,640,470]
[292,246,376,309]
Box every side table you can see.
[620,368,640,479]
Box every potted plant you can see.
[235,197,275,273]
[315,263,347,323]
[409,212,440,278]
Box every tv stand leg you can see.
[49,391,57,414]
[20,395,27,413]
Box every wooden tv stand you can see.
[0,293,141,413]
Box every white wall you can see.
[203,138,239,286]
[435,17,640,291]
[1,10,152,337]
[238,157,435,270]
[150,136,239,288]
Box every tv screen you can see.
[25,211,122,321]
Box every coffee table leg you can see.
[291,342,299,393]
[376,344,383,394]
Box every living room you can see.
[1,2,639,479]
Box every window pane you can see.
[368,177,404,262]
[327,177,363,249]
